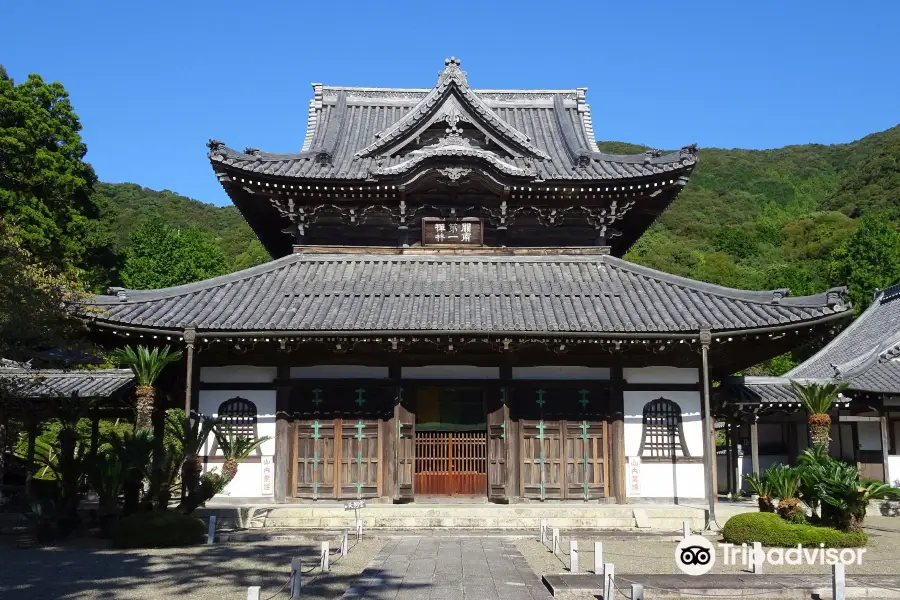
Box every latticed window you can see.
[209,397,262,456]
[638,398,690,458]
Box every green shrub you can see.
[722,512,867,548]
[112,511,206,548]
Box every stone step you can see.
[201,504,721,530]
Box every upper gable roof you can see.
[208,58,697,182]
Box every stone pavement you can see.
[341,536,553,600]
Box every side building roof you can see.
[0,363,135,400]
[84,253,848,336]
[720,283,900,403]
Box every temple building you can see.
[717,284,900,492]
[84,58,851,504]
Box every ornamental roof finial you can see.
[439,56,466,84]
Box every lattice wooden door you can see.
[415,432,487,495]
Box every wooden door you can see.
[487,402,508,501]
[521,420,564,500]
[339,419,382,499]
[295,419,337,499]
[396,401,415,501]
[565,420,608,500]
[415,432,487,495]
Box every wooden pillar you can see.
[609,367,626,504]
[274,365,292,504]
[504,386,520,502]
[183,328,197,417]
[699,329,718,528]
[381,384,399,500]
[750,417,760,476]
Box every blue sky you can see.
[3,1,899,206]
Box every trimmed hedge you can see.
[722,512,867,548]
[112,511,206,549]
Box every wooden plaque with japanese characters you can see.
[421,218,484,246]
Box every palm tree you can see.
[168,413,219,512]
[111,345,183,429]
[790,380,849,448]
[214,430,272,483]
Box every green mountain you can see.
[95,125,900,301]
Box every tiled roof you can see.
[207,59,697,183]
[721,283,900,401]
[787,284,900,379]
[84,253,849,335]
[0,365,135,399]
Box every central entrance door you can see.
[414,388,487,496]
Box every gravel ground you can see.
[516,527,900,578]
[0,537,386,600]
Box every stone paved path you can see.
[341,537,553,600]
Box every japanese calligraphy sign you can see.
[261,455,274,495]
[422,218,483,246]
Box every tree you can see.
[0,68,103,272]
[120,217,227,289]
[0,218,86,363]
[214,430,271,483]
[829,216,900,311]
[790,380,849,448]
[110,345,183,429]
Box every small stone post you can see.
[552,528,560,554]
[631,583,644,600]
[594,542,603,574]
[246,586,261,600]
[356,518,363,541]
[751,541,763,574]
[321,541,330,572]
[290,558,302,599]
[603,563,615,600]
[570,540,579,573]
[682,519,690,539]
[207,515,216,544]
[833,563,845,600]
[540,519,547,543]
[341,531,349,556]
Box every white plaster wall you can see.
[200,366,277,383]
[511,366,610,380]
[623,367,699,385]
[624,387,705,500]
[199,389,276,497]
[290,366,389,379]
[889,456,900,488]
[402,366,499,379]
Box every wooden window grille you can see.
[638,398,690,458]
[209,397,262,456]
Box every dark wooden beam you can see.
[274,365,292,504]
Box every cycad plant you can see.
[767,464,805,523]
[214,430,272,483]
[111,345,183,429]
[105,429,155,515]
[168,413,219,513]
[790,380,848,448]
[815,459,900,530]
[743,472,775,513]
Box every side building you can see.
[85,58,851,504]
[718,284,900,492]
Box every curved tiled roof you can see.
[0,365,134,399]
[84,253,849,335]
[207,59,697,182]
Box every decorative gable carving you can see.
[356,57,549,165]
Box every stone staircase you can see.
[196,503,755,531]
